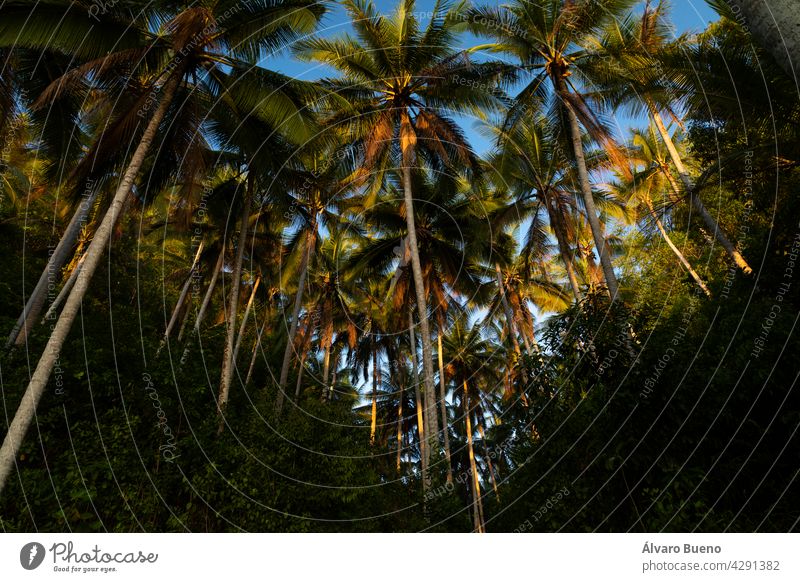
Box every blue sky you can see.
[266,0,719,155]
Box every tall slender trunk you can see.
[217,188,251,432]
[370,347,378,445]
[396,377,404,473]
[189,248,224,339]
[41,250,86,322]
[558,76,620,299]
[644,197,712,297]
[463,382,484,533]
[158,241,205,355]
[276,215,317,415]
[400,136,436,492]
[436,325,453,484]
[321,320,333,389]
[649,106,752,274]
[7,187,99,348]
[409,305,426,477]
[232,275,260,366]
[0,73,182,495]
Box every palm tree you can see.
[469,0,640,300]
[0,0,325,494]
[443,316,503,533]
[599,1,752,274]
[297,0,511,488]
[614,126,712,297]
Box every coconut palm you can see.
[0,0,325,493]
[468,0,641,300]
[296,0,512,489]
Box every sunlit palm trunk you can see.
[189,248,224,340]
[400,125,436,491]
[396,378,404,473]
[217,188,251,432]
[7,188,99,348]
[558,77,620,300]
[0,73,182,495]
[408,305,426,477]
[437,326,453,484]
[232,275,260,366]
[644,197,712,297]
[649,106,752,274]
[463,381,484,533]
[158,241,205,355]
[276,214,317,415]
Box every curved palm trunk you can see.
[7,188,99,348]
[189,248,224,339]
[463,382,485,533]
[724,0,800,80]
[558,77,620,300]
[649,106,752,274]
[217,189,251,432]
[436,326,453,484]
[644,197,712,297]
[0,73,181,495]
[400,127,436,491]
[370,347,378,445]
[276,215,317,415]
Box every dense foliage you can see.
[0,0,797,532]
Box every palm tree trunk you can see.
[232,275,260,366]
[41,250,86,322]
[436,325,453,484]
[408,305,426,477]
[217,188,251,431]
[370,347,378,445]
[463,382,484,533]
[321,322,333,388]
[724,0,800,80]
[189,248,224,339]
[7,187,99,348]
[649,106,752,274]
[158,241,205,355]
[558,77,620,299]
[396,379,404,473]
[400,135,436,491]
[644,197,712,297]
[545,194,582,301]
[0,73,182,495]
[276,215,317,415]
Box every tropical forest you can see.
[0,0,798,533]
